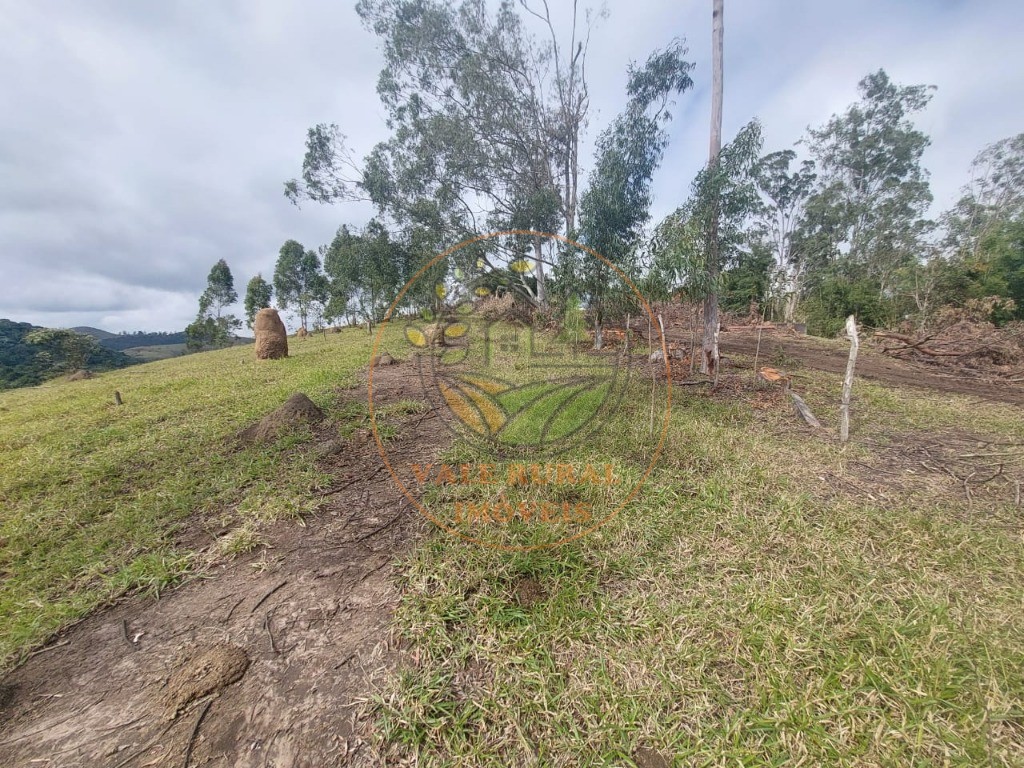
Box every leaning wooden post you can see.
[840,314,859,443]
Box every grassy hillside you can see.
[2,326,1024,764]
[121,342,189,361]
[0,329,374,666]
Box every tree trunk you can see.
[592,311,603,351]
[701,0,725,377]
[533,235,548,307]
[690,304,698,373]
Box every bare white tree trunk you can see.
[701,0,725,377]
[840,315,859,442]
[533,235,547,307]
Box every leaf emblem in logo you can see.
[436,373,610,446]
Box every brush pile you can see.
[873,301,1024,379]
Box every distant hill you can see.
[73,328,189,352]
[122,343,189,362]
[72,326,118,340]
[0,320,136,390]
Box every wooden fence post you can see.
[840,315,859,443]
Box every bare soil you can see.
[236,392,325,444]
[0,362,443,768]
[714,327,1024,405]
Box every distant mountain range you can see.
[0,319,136,390]
[71,326,118,339]
[72,326,188,351]
[0,322,259,389]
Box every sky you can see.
[2,0,1022,333]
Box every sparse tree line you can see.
[186,0,1023,357]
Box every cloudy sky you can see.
[2,0,1021,332]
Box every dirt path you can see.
[0,363,442,768]
[709,327,1024,405]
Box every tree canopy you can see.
[244,274,273,328]
[274,240,329,331]
[272,2,1022,357]
[186,259,243,351]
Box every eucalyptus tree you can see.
[186,259,242,350]
[323,222,405,328]
[243,274,273,328]
[942,133,1024,262]
[570,40,694,348]
[199,259,238,321]
[274,240,329,332]
[654,121,763,339]
[803,69,935,297]
[286,0,601,306]
[754,150,816,320]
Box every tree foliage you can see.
[199,259,238,319]
[943,133,1024,262]
[277,11,1024,347]
[654,121,764,305]
[273,240,329,331]
[323,222,404,325]
[25,328,100,373]
[243,274,273,328]
[187,259,243,351]
[802,70,935,295]
[568,40,693,346]
[753,150,816,319]
[287,0,601,278]
[0,321,134,388]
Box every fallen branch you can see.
[787,387,822,429]
[874,331,982,358]
[874,330,935,348]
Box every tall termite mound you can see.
[254,308,288,360]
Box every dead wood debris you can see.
[872,319,1024,379]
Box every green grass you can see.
[3,320,1024,765]
[121,342,189,361]
[0,329,376,667]
[374,366,1024,767]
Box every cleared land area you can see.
[1,328,1022,766]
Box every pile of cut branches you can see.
[873,318,1024,379]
